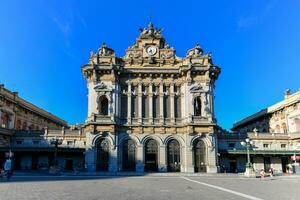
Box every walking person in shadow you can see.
[260,169,265,180]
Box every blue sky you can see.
[0,0,299,130]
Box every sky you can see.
[0,0,299,130]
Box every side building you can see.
[82,22,221,173]
[219,89,300,173]
[0,84,85,170]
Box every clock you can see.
[146,46,157,56]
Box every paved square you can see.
[1,175,300,200]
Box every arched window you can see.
[96,138,110,171]
[1,112,10,128]
[144,139,158,172]
[122,139,136,171]
[282,123,288,133]
[16,120,21,130]
[167,139,181,172]
[174,95,181,118]
[194,97,201,116]
[194,139,206,172]
[98,96,109,115]
[22,121,27,130]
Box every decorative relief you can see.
[98,43,114,57]
[94,81,112,92]
[190,83,203,93]
[139,22,162,38]
[186,44,203,57]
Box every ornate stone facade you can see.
[220,89,300,174]
[82,22,221,173]
[0,84,67,131]
[0,84,83,170]
[232,89,300,134]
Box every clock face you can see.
[146,46,157,56]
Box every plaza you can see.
[1,174,300,200]
[1,1,300,200]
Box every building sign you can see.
[291,155,300,161]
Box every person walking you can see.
[260,169,265,180]
[269,168,274,178]
[3,159,12,181]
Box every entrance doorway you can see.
[194,140,206,172]
[65,159,73,170]
[144,139,158,172]
[281,157,288,173]
[264,157,271,172]
[167,139,180,172]
[122,139,136,171]
[229,159,237,173]
[96,138,110,171]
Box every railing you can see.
[0,127,14,136]
[93,114,112,123]
[192,116,209,124]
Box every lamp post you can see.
[241,138,255,177]
[50,136,62,166]
[293,145,300,174]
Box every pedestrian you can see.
[269,168,274,178]
[3,159,12,181]
[260,169,265,180]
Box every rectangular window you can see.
[281,144,286,148]
[228,143,235,149]
[263,144,269,148]
[142,95,147,118]
[121,94,127,119]
[67,141,73,146]
[16,140,23,145]
[175,95,181,119]
[33,140,40,145]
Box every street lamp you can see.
[241,138,255,177]
[50,136,62,166]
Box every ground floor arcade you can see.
[0,147,85,171]
[219,150,300,174]
[85,132,218,173]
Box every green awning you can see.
[219,149,300,155]
[0,147,85,153]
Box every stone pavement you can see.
[1,173,300,200]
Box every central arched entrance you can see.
[194,139,207,172]
[144,139,158,172]
[122,139,136,171]
[167,139,181,172]
[96,138,110,171]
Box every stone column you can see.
[148,82,153,124]
[127,81,132,124]
[185,135,195,172]
[136,145,144,172]
[206,134,218,173]
[159,79,164,124]
[109,147,118,173]
[201,92,206,117]
[85,132,96,172]
[170,82,175,124]
[138,82,142,124]
[159,145,167,172]
[85,148,96,172]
